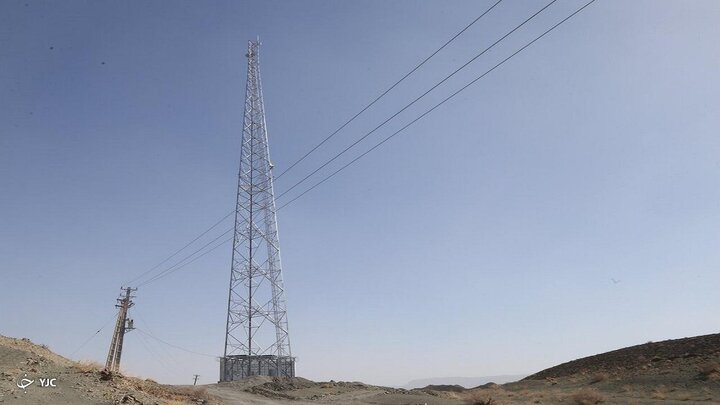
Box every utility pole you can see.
[105,287,136,372]
[193,374,200,385]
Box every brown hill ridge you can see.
[524,333,720,380]
[459,333,720,404]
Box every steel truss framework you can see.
[106,287,135,373]
[221,40,294,381]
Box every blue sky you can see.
[1,0,719,387]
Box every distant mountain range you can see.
[403,375,527,389]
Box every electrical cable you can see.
[274,0,560,200]
[135,329,178,376]
[119,0,507,289]
[124,210,234,287]
[273,0,504,181]
[135,328,217,358]
[70,310,119,358]
[277,0,597,211]
[119,0,596,289]
[136,228,234,287]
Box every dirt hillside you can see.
[459,333,720,404]
[0,334,462,404]
[205,375,466,404]
[525,333,720,381]
[0,335,212,404]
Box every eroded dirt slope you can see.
[0,335,212,404]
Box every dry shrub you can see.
[127,380,208,402]
[651,390,666,400]
[699,362,720,380]
[189,386,209,399]
[570,388,605,405]
[701,386,714,401]
[72,360,103,374]
[169,386,209,402]
[463,390,497,405]
[469,398,496,405]
[589,373,608,384]
[651,385,667,400]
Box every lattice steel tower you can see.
[220,40,294,381]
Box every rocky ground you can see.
[461,333,720,404]
[0,335,211,404]
[1,333,719,404]
[204,377,466,404]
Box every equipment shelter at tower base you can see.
[219,355,296,381]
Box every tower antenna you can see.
[220,40,294,381]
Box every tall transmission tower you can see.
[220,40,294,381]
[105,287,136,372]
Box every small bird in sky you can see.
[611,278,621,285]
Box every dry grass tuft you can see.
[114,377,210,403]
[463,390,497,405]
[651,385,667,400]
[570,388,605,404]
[699,362,720,380]
[651,390,666,400]
[589,372,608,384]
[72,360,103,374]
[169,386,209,402]
[140,384,208,401]
[163,400,190,405]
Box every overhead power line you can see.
[124,210,234,287]
[136,328,217,358]
[70,310,119,358]
[136,228,234,287]
[119,0,596,290]
[135,329,179,376]
[273,0,504,181]
[277,0,597,211]
[274,0,560,201]
[118,0,505,290]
